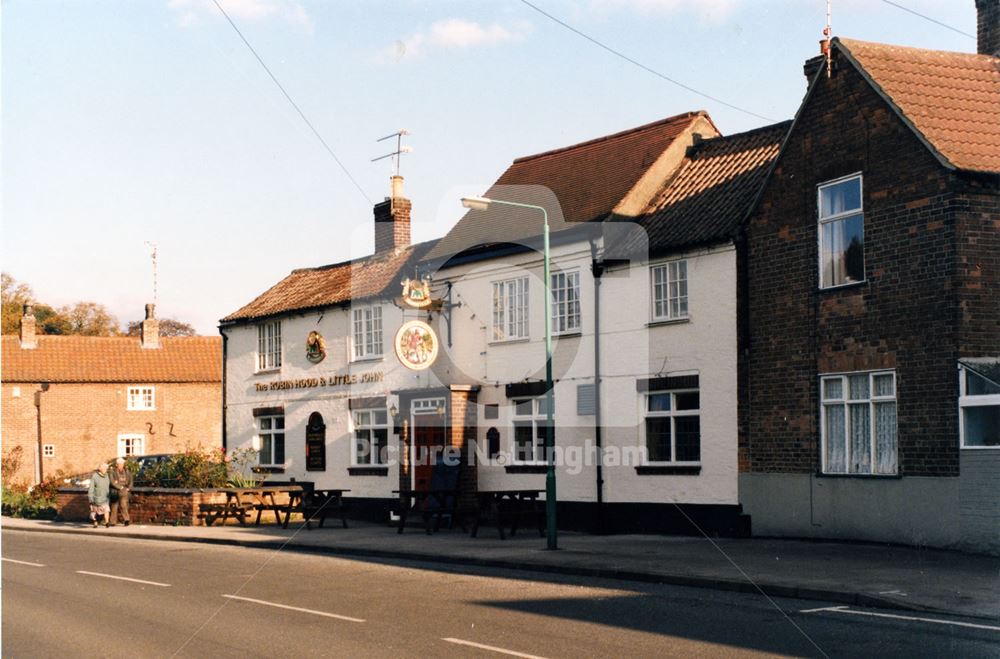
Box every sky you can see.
[1,0,979,334]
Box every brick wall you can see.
[741,50,999,477]
[56,488,232,525]
[2,381,221,483]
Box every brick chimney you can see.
[19,304,37,349]
[140,303,160,349]
[373,175,411,253]
[977,0,1000,56]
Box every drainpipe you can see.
[34,383,49,484]
[589,240,605,532]
[220,328,228,450]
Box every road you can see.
[2,530,998,658]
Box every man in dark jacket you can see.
[109,458,134,526]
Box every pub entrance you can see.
[410,398,446,492]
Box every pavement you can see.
[4,515,998,621]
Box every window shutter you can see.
[577,384,596,416]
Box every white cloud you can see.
[381,18,532,61]
[168,0,312,32]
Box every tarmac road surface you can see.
[3,530,998,658]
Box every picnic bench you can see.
[282,489,350,530]
[199,489,259,527]
[394,458,464,534]
[470,489,545,540]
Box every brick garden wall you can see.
[740,50,999,477]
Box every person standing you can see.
[109,457,133,527]
[87,464,111,528]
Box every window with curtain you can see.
[257,321,282,371]
[821,371,896,475]
[818,174,865,288]
[492,277,529,341]
[650,260,688,321]
[643,389,701,463]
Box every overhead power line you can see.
[879,0,976,39]
[210,0,372,204]
[517,0,777,123]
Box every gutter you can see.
[219,328,228,450]
[589,240,605,531]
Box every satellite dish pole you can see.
[144,241,158,308]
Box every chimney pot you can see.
[19,303,37,349]
[977,0,1000,56]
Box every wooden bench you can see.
[282,489,350,530]
[199,500,254,527]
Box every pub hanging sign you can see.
[394,319,438,371]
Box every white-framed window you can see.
[492,277,529,341]
[512,397,552,464]
[117,434,144,458]
[959,364,1000,449]
[643,390,700,463]
[651,260,688,321]
[257,415,285,466]
[820,371,897,474]
[352,305,383,360]
[551,271,581,334]
[43,444,55,458]
[127,386,155,411]
[353,409,389,465]
[257,321,282,371]
[818,174,864,288]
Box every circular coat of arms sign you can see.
[394,320,438,371]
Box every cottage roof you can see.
[1,335,221,384]
[425,111,718,264]
[633,121,791,254]
[837,38,1000,174]
[221,240,438,323]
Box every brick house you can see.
[738,11,1000,553]
[2,304,222,484]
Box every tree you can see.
[126,317,197,337]
[1,273,34,334]
[58,302,121,336]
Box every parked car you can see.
[62,454,174,488]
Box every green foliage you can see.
[138,446,262,489]
[1,467,60,520]
[125,318,197,337]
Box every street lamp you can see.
[461,195,558,550]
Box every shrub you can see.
[1,472,59,519]
[138,446,262,489]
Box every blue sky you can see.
[1,0,977,333]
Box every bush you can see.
[1,471,60,520]
[138,446,261,489]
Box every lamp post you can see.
[461,195,558,550]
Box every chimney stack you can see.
[141,303,160,349]
[373,175,412,253]
[977,0,1000,56]
[19,304,37,349]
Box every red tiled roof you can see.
[635,121,790,253]
[221,241,437,323]
[425,112,716,263]
[838,38,1000,174]
[1,335,221,383]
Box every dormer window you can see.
[818,174,864,288]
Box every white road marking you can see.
[878,590,907,596]
[801,606,1000,632]
[442,637,550,659]
[76,570,170,587]
[2,558,45,567]
[221,595,365,622]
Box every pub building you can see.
[221,113,786,534]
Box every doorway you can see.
[411,398,446,492]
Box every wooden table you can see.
[200,488,264,527]
[470,490,545,540]
[282,489,350,530]
[393,489,466,535]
